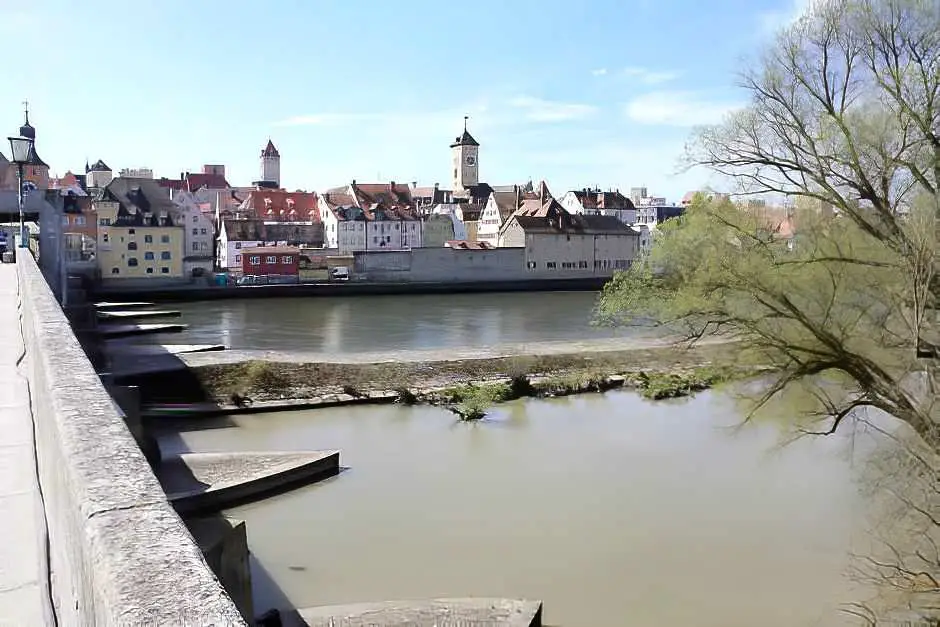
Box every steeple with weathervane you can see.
[450,116,479,192]
[17,101,49,191]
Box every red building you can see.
[240,246,299,276]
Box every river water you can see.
[168,291,649,353]
[159,389,876,626]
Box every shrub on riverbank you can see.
[627,365,738,400]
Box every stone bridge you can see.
[0,195,544,626]
[0,249,246,625]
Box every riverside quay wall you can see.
[17,253,245,625]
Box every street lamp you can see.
[7,135,33,249]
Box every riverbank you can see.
[189,340,757,417]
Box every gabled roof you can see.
[88,159,111,173]
[99,177,176,227]
[511,212,633,235]
[184,172,230,191]
[490,191,521,221]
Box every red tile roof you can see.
[239,190,320,221]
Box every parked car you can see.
[330,267,350,281]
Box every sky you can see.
[0,0,809,202]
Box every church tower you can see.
[18,103,49,191]
[257,139,280,189]
[450,116,479,192]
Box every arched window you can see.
[128,257,139,267]
[128,242,138,250]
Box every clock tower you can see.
[450,116,479,192]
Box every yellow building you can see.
[94,177,184,279]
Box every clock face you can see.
[465,155,476,166]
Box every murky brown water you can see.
[166,291,654,353]
[159,389,877,626]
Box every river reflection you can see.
[167,291,647,353]
[159,389,876,626]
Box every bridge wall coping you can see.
[17,253,246,626]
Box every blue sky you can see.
[1,0,807,201]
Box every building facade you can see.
[421,213,457,248]
[240,246,299,276]
[218,219,323,273]
[500,209,640,275]
[320,182,421,253]
[171,191,216,276]
[94,177,184,279]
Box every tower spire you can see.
[463,115,468,132]
[23,100,29,125]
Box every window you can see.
[249,255,260,265]
[76,216,86,226]
[266,255,277,264]
[127,242,137,250]
[281,256,292,264]
[192,228,198,235]
[62,216,69,226]
[102,234,109,243]
[235,254,241,263]
[235,242,242,249]
[129,228,136,235]
[161,267,169,274]
[527,261,537,269]
[144,234,153,243]
[111,267,119,274]
[161,235,170,243]
[161,251,171,260]
[128,257,139,267]
[546,261,557,269]
[146,268,154,274]
[192,215,198,223]
[200,228,207,235]
[99,218,111,226]
[193,243,199,252]
[144,252,154,260]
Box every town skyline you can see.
[2,0,809,200]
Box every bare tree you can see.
[598,0,940,621]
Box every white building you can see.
[86,159,113,189]
[477,188,521,246]
[171,190,216,276]
[320,204,422,254]
[119,167,154,178]
[559,189,636,225]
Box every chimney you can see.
[515,184,521,209]
[434,182,439,189]
[180,171,184,181]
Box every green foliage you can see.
[598,193,935,437]
[628,365,741,400]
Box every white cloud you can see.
[758,0,813,34]
[624,91,744,127]
[591,68,608,76]
[621,67,680,85]
[508,96,596,123]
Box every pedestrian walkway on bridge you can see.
[0,262,53,624]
